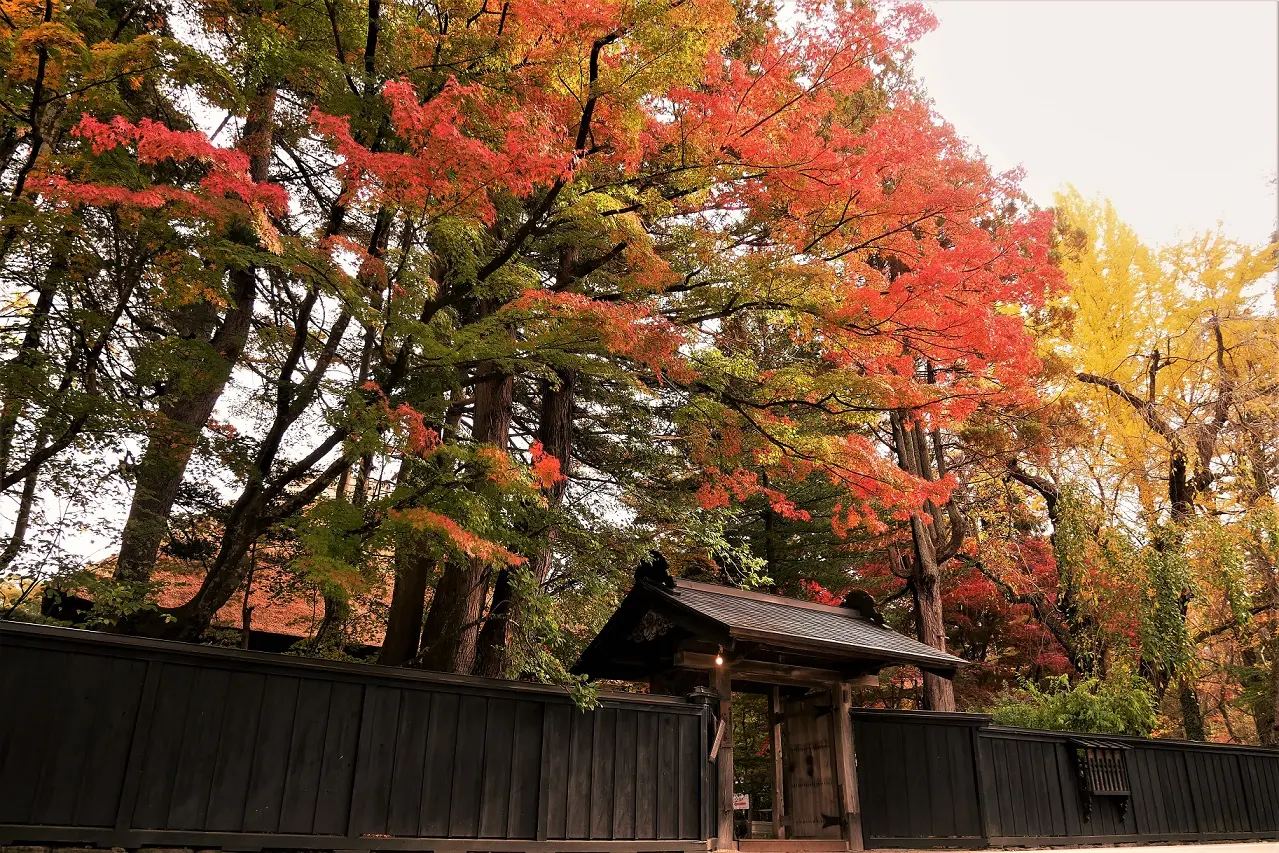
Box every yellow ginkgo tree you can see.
[1040,188,1278,740]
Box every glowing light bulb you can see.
[715,654,724,666]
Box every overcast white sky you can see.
[910,0,1279,248]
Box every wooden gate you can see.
[782,694,841,839]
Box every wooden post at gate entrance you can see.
[770,686,786,841]
[714,660,736,851]
[831,682,863,851]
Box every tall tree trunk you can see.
[909,513,954,711]
[381,392,462,666]
[312,594,350,650]
[378,552,435,666]
[418,361,512,674]
[890,404,959,712]
[1179,679,1206,741]
[417,554,486,673]
[0,471,38,569]
[0,247,63,483]
[473,368,574,678]
[114,82,277,584]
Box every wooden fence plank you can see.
[32,652,108,827]
[656,713,679,840]
[678,714,701,841]
[132,663,198,830]
[313,680,363,836]
[589,708,617,840]
[612,709,638,840]
[420,691,461,838]
[1,649,67,825]
[243,675,302,833]
[538,703,571,841]
[565,707,595,840]
[385,688,432,837]
[634,710,658,841]
[507,699,543,840]
[479,698,518,839]
[166,666,231,830]
[448,694,489,838]
[73,654,147,828]
[206,670,266,832]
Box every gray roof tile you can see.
[662,580,965,669]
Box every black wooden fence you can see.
[852,708,1279,848]
[0,621,712,853]
[7,621,1279,852]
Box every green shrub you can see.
[990,670,1157,737]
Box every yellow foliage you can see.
[1049,187,1279,517]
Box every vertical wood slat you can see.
[613,709,638,840]
[1127,749,1151,836]
[1227,753,1252,832]
[348,685,402,838]
[0,645,43,823]
[1051,739,1080,839]
[589,708,617,839]
[205,671,267,832]
[948,725,981,838]
[507,700,543,840]
[677,714,700,840]
[166,666,232,830]
[634,709,658,840]
[565,706,595,839]
[277,679,335,835]
[243,675,302,833]
[314,681,363,836]
[420,691,461,838]
[974,732,999,841]
[1042,743,1066,836]
[885,721,911,838]
[73,655,149,829]
[1151,749,1176,834]
[3,650,68,824]
[657,712,680,840]
[448,694,489,838]
[113,657,164,836]
[385,688,432,837]
[131,663,199,830]
[479,699,518,838]
[537,703,571,841]
[921,724,952,837]
[1243,755,1273,832]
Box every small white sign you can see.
[732,793,750,810]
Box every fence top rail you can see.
[847,704,1279,757]
[849,707,993,724]
[0,619,704,711]
[980,723,1279,755]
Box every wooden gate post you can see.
[770,686,786,840]
[831,682,863,851]
[713,662,735,850]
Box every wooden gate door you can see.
[782,694,842,839]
